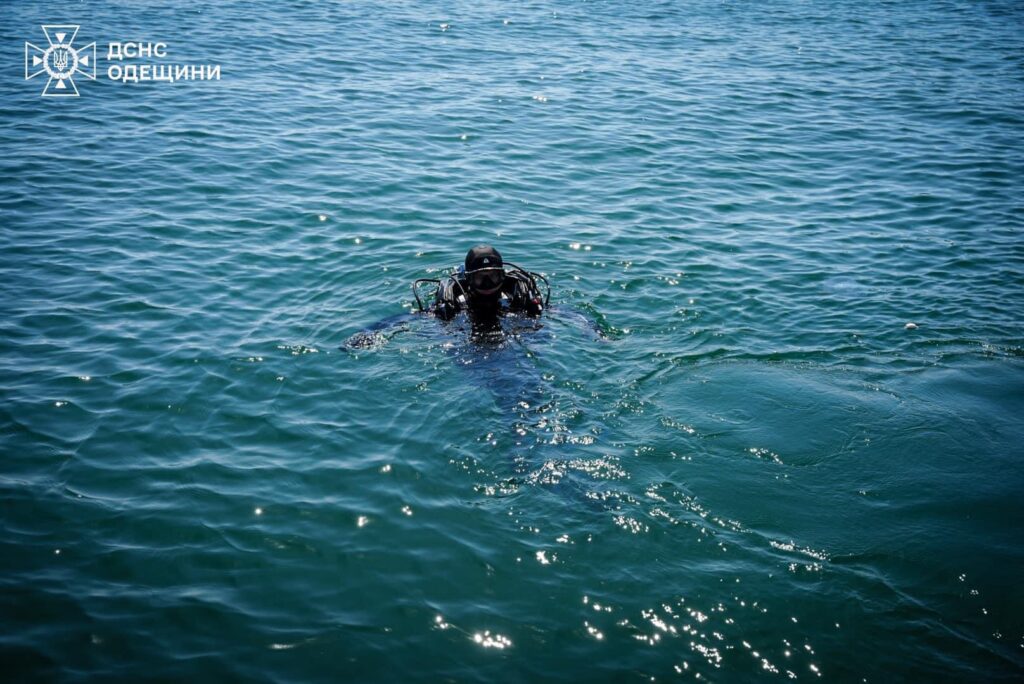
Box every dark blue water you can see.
[2,0,1023,680]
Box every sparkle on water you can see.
[1,0,1023,681]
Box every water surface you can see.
[1,0,1023,681]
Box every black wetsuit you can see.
[434,270,544,321]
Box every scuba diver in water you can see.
[417,245,547,322]
[343,245,550,349]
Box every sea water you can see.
[1,1,1022,680]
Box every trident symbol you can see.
[53,48,69,72]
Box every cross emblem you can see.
[25,25,97,97]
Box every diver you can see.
[418,245,547,322]
[343,245,556,350]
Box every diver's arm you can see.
[506,273,544,316]
[341,312,416,350]
[435,298,458,321]
[550,306,613,341]
[433,276,466,321]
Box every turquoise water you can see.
[2,0,1023,680]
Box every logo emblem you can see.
[25,25,96,97]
